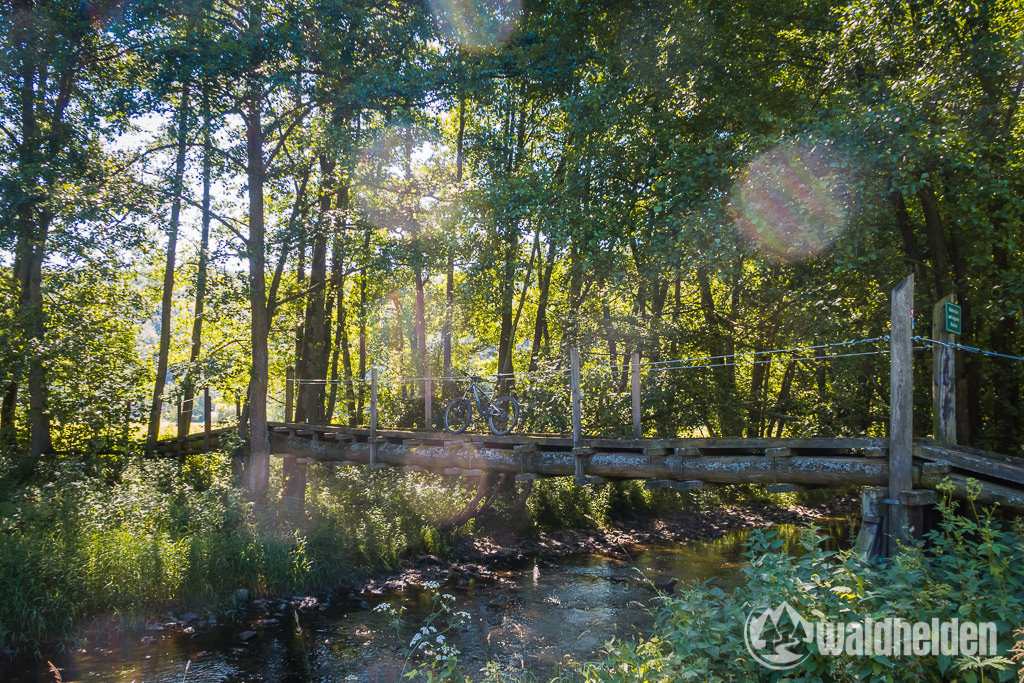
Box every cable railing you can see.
[155,289,1024,444]
[273,335,900,438]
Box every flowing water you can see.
[11,516,854,682]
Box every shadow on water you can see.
[9,515,856,682]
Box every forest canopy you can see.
[1,0,1022,488]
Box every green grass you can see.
[0,446,848,658]
[0,451,474,655]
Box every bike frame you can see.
[466,380,495,418]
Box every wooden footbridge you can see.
[153,276,1024,557]
[157,422,1024,510]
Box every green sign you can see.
[944,302,962,335]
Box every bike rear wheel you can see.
[444,397,472,433]
[486,395,520,435]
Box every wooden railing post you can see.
[285,364,295,423]
[425,366,433,430]
[203,386,212,450]
[932,294,956,444]
[631,351,641,438]
[889,274,914,556]
[370,367,379,468]
[570,347,589,482]
[570,348,582,446]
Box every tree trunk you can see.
[23,209,53,458]
[443,253,454,389]
[148,80,191,444]
[295,160,332,424]
[697,267,741,435]
[326,237,354,425]
[528,240,556,373]
[746,355,768,438]
[245,64,270,500]
[770,359,798,438]
[357,269,367,424]
[891,190,924,285]
[918,181,951,297]
[178,81,212,438]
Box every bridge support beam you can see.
[854,486,887,560]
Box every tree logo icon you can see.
[744,601,813,670]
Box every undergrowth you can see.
[582,479,1024,682]
[0,451,472,655]
[0,447,847,660]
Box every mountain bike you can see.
[443,373,520,435]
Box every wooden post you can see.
[570,347,582,446]
[932,294,956,444]
[370,367,379,468]
[888,274,914,556]
[570,347,587,483]
[203,386,212,450]
[285,365,295,424]
[631,351,641,438]
[425,366,433,430]
[853,486,887,560]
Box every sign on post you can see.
[944,302,962,335]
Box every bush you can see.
[584,480,1024,682]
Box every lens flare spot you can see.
[428,0,521,52]
[730,139,854,262]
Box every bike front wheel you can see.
[444,397,472,433]
[486,395,520,435]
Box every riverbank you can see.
[2,496,861,681]
[4,493,858,672]
[356,495,859,596]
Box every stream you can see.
[11,515,855,682]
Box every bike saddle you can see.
[470,375,483,382]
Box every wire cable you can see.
[913,336,1024,364]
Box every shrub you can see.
[584,480,1023,682]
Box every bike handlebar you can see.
[455,369,487,383]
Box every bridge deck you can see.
[152,423,1024,510]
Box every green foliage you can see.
[526,479,805,534]
[0,452,474,655]
[584,483,1024,682]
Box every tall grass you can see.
[0,452,473,655]
[0,447,833,657]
